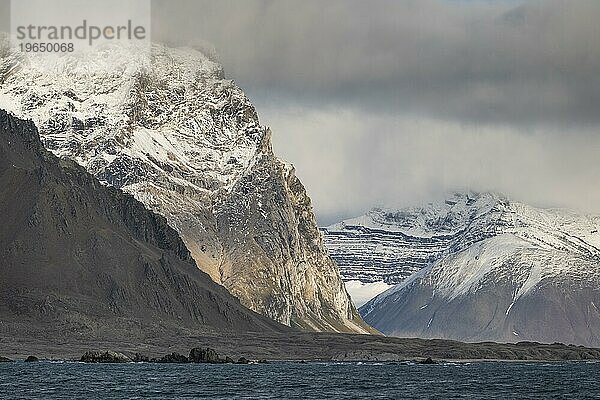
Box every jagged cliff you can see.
[0,39,371,333]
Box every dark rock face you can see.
[132,353,150,363]
[419,357,436,364]
[108,348,246,364]
[80,351,131,363]
[0,356,13,362]
[187,347,253,363]
[24,356,39,362]
[0,110,287,338]
[157,353,188,363]
[189,347,222,363]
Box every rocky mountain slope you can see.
[0,109,286,338]
[327,192,600,346]
[323,192,507,286]
[0,39,371,333]
[322,192,505,305]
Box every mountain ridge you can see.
[324,191,600,346]
[0,108,287,337]
[0,39,372,333]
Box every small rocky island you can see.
[80,348,264,364]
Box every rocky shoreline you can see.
[3,333,600,364]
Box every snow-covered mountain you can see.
[325,192,600,346]
[0,38,372,334]
[323,192,505,304]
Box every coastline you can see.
[2,329,599,363]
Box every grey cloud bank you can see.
[153,0,600,128]
[268,107,600,224]
[151,0,600,223]
[2,0,599,223]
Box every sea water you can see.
[1,360,599,399]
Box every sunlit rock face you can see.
[0,39,372,333]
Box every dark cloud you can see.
[150,0,600,222]
[152,0,600,128]
[1,0,598,222]
[2,0,598,128]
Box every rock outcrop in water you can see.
[80,351,131,363]
[0,109,285,339]
[85,347,255,364]
[189,347,221,363]
[156,353,189,363]
[0,38,370,333]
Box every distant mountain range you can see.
[0,39,371,334]
[323,192,600,347]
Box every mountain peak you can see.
[0,41,371,334]
[329,190,508,240]
[323,191,600,346]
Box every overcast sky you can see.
[3,1,600,224]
